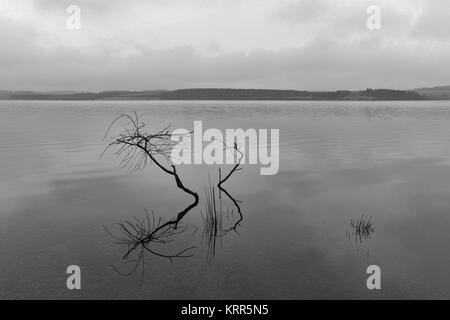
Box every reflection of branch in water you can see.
[218,142,244,234]
[201,143,244,263]
[105,210,195,279]
[201,176,242,263]
[101,112,199,276]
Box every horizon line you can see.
[1,85,449,93]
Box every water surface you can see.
[1,100,450,299]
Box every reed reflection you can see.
[346,214,375,257]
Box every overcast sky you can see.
[0,0,449,91]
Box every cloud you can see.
[272,0,329,24]
[0,0,449,90]
[411,0,450,40]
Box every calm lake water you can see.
[1,100,450,299]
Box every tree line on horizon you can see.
[0,87,443,101]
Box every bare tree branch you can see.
[218,142,244,234]
[102,112,199,275]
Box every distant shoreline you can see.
[1,99,441,101]
[1,87,449,101]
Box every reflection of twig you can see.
[102,112,199,276]
[218,142,243,234]
[105,210,195,283]
[201,142,244,263]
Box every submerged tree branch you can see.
[218,142,244,234]
[102,112,199,265]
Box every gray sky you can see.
[0,0,449,91]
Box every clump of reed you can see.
[201,179,224,264]
[347,214,374,243]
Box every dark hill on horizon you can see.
[0,88,432,101]
[413,86,450,100]
[160,88,424,100]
